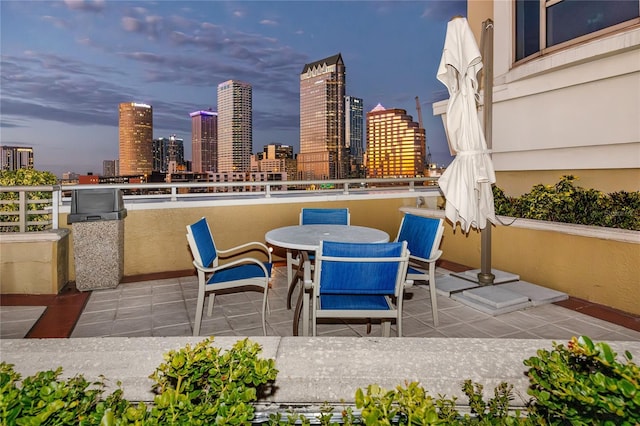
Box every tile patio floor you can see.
[2,265,640,341]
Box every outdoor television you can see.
[68,188,127,224]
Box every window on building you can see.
[515,0,639,62]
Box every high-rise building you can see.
[102,160,118,177]
[366,103,425,178]
[153,135,185,173]
[298,53,347,180]
[345,96,364,178]
[190,110,218,173]
[253,143,296,178]
[217,81,252,173]
[119,102,153,176]
[1,146,34,170]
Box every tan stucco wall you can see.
[439,221,640,316]
[60,197,417,279]
[496,169,640,197]
[16,194,638,316]
[467,0,493,47]
[0,230,69,294]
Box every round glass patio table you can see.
[265,225,390,336]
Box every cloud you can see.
[41,15,73,30]
[421,1,467,21]
[63,0,105,13]
[260,19,278,26]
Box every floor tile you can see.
[3,266,638,344]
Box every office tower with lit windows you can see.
[345,96,364,178]
[1,146,34,170]
[190,110,218,173]
[366,103,425,178]
[254,143,297,178]
[102,160,118,177]
[217,81,252,173]
[118,102,153,176]
[153,135,185,173]
[298,53,348,180]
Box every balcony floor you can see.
[2,263,639,341]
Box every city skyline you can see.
[0,0,466,177]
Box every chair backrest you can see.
[315,241,408,296]
[300,208,350,225]
[186,217,218,268]
[395,214,444,261]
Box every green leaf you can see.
[618,379,636,399]
[596,342,615,363]
[578,335,594,351]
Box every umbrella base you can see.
[452,269,520,285]
[451,280,568,316]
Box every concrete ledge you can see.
[0,229,70,294]
[2,337,639,411]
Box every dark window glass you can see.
[516,0,540,61]
[547,0,639,46]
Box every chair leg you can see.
[207,293,216,317]
[381,320,391,337]
[287,260,304,310]
[193,285,206,336]
[429,265,439,327]
[261,285,268,336]
[286,250,301,309]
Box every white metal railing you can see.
[2,178,440,232]
[0,185,60,232]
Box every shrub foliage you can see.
[2,336,638,425]
[493,175,640,230]
[0,169,57,232]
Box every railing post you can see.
[19,190,26,232]
[343,182,349,195]
[52,186,60,230]
[265,184,271,198]
[409,181,415,192]
[171,186,177,202]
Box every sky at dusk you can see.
[1,0,467,177]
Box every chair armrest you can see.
[193,256,271,277]
[217,241,272,262]
[410,249,443,268]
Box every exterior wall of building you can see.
[299,54,347,179]
[345,96,365,178]
[217,81,252,173]
[366,106,425,178]
[439,2,640,194]
[1,146,34,170]
[118,103,153,176]
[190,110,218,173]
[153,136,185,173]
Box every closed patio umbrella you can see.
[437,16,496,235]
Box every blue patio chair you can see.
[395,213,445,326]
[299,208,351,225]
[307,240,410,337]
[186,217,272,336]
[286,208,350,308]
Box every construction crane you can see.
[415,96,433,167]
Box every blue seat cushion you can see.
[319,294,390,310]
[207,262,272,285]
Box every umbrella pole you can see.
[478,18,495,286]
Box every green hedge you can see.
[493,175,640,231]
[2,336,638,425]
